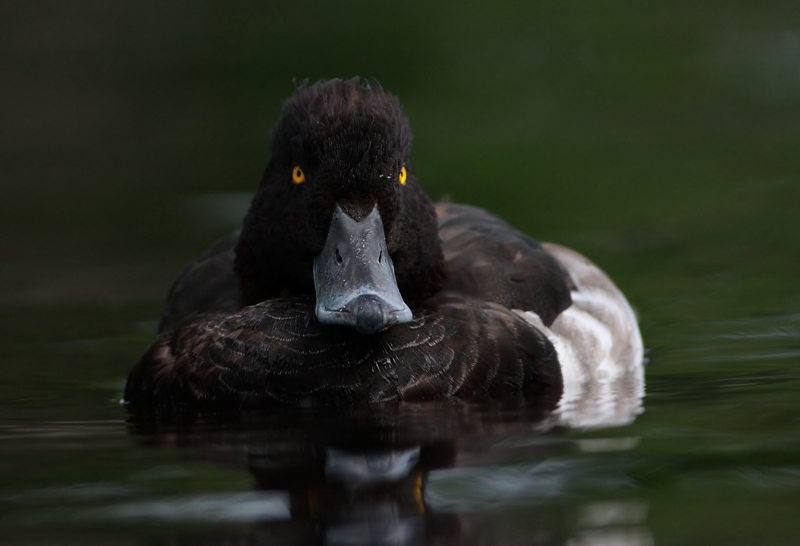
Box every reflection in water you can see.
[126,368,646,545]
[553,364,644,431]
[326,446,421,486]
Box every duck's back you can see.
[436,203,573,326]
[157,232,243,334]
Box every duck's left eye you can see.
[292,166,306,184]
[399,166,407,185]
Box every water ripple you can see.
[2,491,290,526]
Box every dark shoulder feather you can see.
[436,203,573,326]
[158,231,244,334]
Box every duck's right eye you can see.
[292,166,306,184]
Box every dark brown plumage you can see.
[125,78,573,410]
[127,292,562,409]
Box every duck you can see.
[124,78,644,414]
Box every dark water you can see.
[2,1,800,544]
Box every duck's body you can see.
[124,79,643,415]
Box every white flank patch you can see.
[516,244,645,430]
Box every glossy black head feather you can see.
[272,78,412,194]
[235,78,445,306]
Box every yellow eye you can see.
[292,165,305,184]
[399,166,407,185]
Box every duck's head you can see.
[235,79,446,334]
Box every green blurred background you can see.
[3,0,799,291]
